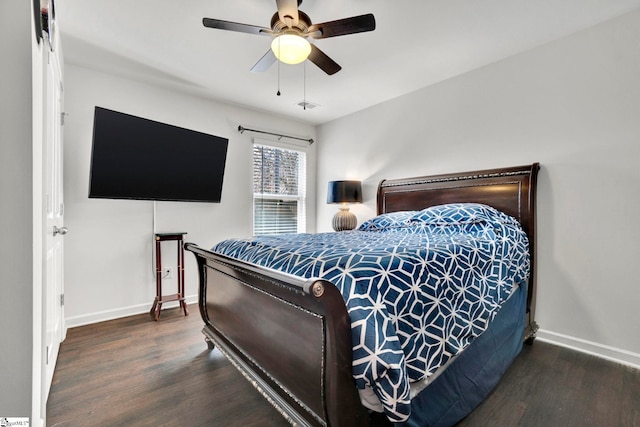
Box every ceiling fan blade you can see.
[250,50,277,72]
[308,44,341,75]
[308,13,376,39]
[276,0,299,27]
[202,18,272,36]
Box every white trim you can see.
[537,328,640,370]
[65,294,198,329]
[32,19,45,425]
[252,142,307,235]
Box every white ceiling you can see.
[56,0,640,125]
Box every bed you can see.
[185,163,539,426]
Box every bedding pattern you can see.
[213,204,530,422]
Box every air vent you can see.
[297,101,319,110]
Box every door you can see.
[43,41,65,398]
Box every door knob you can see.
[53,226,68,236]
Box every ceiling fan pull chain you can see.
[277,63,281,96]
[303,60,306,110]
[277,37,281,96]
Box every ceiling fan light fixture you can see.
[271,34,311,64]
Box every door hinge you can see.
[60,294,65,306]
[61,112,66,125]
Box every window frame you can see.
[252,139,308,236]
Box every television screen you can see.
[89,107,229,203]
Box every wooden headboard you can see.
[376,163,540,340]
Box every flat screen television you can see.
[89,107,229,203]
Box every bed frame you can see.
[185,163,539,427]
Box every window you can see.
[253,142,307,235]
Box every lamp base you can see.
[332,206,357,231]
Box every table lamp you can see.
[327,180,362,231]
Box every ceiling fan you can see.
[202,0,376,75]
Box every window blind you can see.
[253,144,306,235]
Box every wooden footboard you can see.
[186,243,370,427]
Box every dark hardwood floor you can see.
[47,305,640,427]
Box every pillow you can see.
[358,210,417,231]
[409,203,519,225]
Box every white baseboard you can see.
[65,294,198,329]
[537,328,640,370]
[64,309,640,371]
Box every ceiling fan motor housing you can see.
[271,10,311,35]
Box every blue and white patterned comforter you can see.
[213,204,530,422]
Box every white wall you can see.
[0,0,33,416]
[0,0,44,422]
[316,10,640,365]
[63,65,316,326]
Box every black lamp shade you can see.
[327,181,362,204]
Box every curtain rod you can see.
[237,125,314,145]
